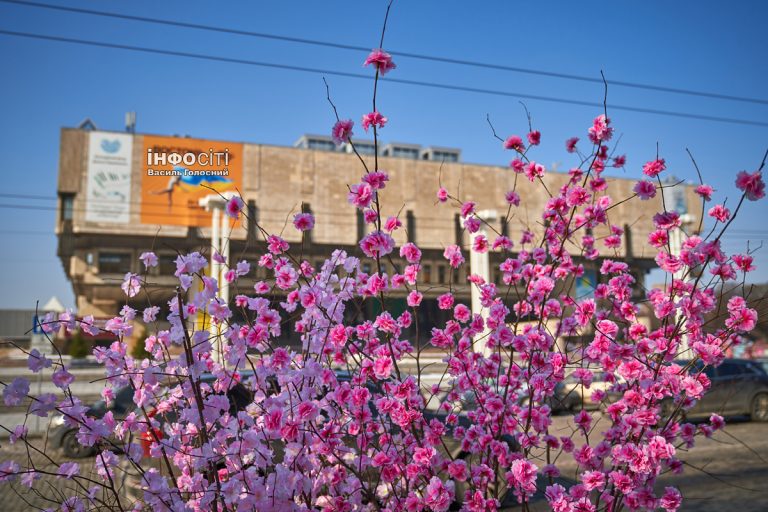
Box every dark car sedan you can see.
[49,384,135,457]
[681,358,768,421]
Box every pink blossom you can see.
[267,235,289,254]
[508,459,538,496]
[348,182,374,209]
[384,216,401,231]
[225,196,244,219]
[407,290,423,307]
[373,357,393,379]
[506,190,521,206]
[399,242,422,263]
[139,251,158,269]
[566,137,579,153]
[364,208,378,223]
[735,170,765,200]
[364,48,396,75]
[460,201,476,218]
[443,245,465,268]
[694,184,714,201]
[642,158,666,177]
[525,161,545,182]
[708,204,730,223]
[733,254,755,272]
[361,111,387,132]
[613,154,627,168]
[437,293,454,309]
[527,130,541,146]
[293,212,315,231]
[472,234,489,253]
[588,115,613,143]
[633,180,656,200]
[436,187,448,202]
[504,135,525,152]
[331,119,354,145]
[660,487,682,512]
[121,273,141,298]
[359,231,395,258]
[362,170,389,190]
[423,476,453,512]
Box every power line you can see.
[1,29,768,129]
[2,0,767,107]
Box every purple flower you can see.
[52,368,74,390]
[27,349,52,373]
[58,462,80,479]
[139,251,158,269]
[3,377,29,406]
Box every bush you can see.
[65,330,90,359]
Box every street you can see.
[1,413,766,511]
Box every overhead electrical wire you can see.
[0,29,767,128]
[2,0,768,106]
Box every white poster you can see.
[85,132,133,223]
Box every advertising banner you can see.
[140,136,243,226]
[575,269,597,299]
[85,132,133,223]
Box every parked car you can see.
[606,358,768,422]
[683,358,768,421]
[50,384,135,458]
[551,371,619,412]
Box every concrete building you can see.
[56,127,698,346]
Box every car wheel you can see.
[751,393,768,422]
[61,430,92,458]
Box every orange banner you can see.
[140,135,243,226]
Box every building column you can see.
[468,209,496,358]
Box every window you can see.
[432,151,459,163]
[500,217,509,238]
[60,193,74,221]
[393,147,419,159]
[454,214,463,246]
[302,203,313,244]
[437,265,446,284]
[307,139,335,151]
[718,362,745,377]
[158,254,177,275]
[247,200,258,243]
[98,252,132,274]
[406,210,416,243]
[357,210,365,242]
[353,143,376,155]
[421,264,432,284]
[361,262,372,275]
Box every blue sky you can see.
[0,0,766,309]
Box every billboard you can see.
[574,268,597,299]
[140,135,243,226]
[85,132,133,223]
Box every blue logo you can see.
[101,139,121,153]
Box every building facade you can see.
[56,127,698,346]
